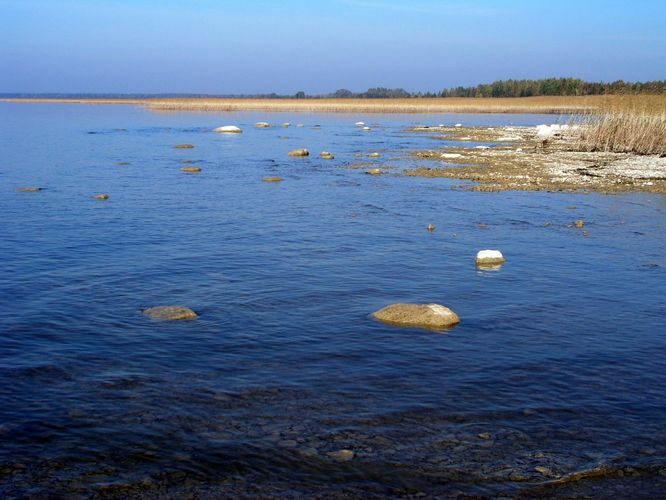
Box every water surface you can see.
[1,103,665,497]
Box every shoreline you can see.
[0,95,639,114]
[401,125,666,194]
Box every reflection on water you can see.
[1,103,665,497]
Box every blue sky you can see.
[1,0,664,94]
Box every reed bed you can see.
[143,96,601,114]
[574,96,666,155]
[2,95,624,114]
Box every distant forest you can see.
[322,78,666,99]
[3,78,664,100]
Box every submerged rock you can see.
[181,166,202,173]
[16,187,43,192]
[288,148,309,157]
[262,176,284,183]
[94,193,109,200]
[255,122,270,128]
[574,219,585,228]
[372,303,460,329]
[320,151,334,160]
[213,125,242,133]
[327,449,354,462]
[475,250,505,267]
[174,144,194,149]
[143,306,197,321]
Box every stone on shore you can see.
[372,303,460,329]
[16,187,43,192]
[143,306,197,321]
[181,166,202,173]
[255,122,270,128]
[174,144,194,149]
[320,151,334,160]
[94,193,109,200]
[288,148,309,157]
[475,250,505,267]
[213,125,242,133]
[262,176,284,183]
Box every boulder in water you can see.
[288,148,309,157]
[320,151,334,160]
[255,122,270,128]
[373,303,460,330]
[475,249,505,267]
[213,125,242,133]
[94,193,109,200]
[143,305,197,321]
[262,176,284,183]
[16,187,42,192]
[366,168,382,176]
[174,144,194,149]
[181,166,202,173]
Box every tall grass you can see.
[574,96,666,155]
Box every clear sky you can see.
[1,0,664,94]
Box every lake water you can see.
[1,103,665,497]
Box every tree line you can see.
[294,78,665,99]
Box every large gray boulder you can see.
[372,303,459,329]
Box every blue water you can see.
[1,103,665,497]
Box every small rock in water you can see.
[475,250,505,267]
[143,306,197,321]
[367,152,380,158]
[478,432,491,440]
[281,122,291,128]
[427,224,436,232]
[296,123,304,128]
[355,121,365,126]
[362,126,371,131]
[534,466,554,476]
[366,168,382,176]
[213,125,242,133]
[16,187,42,192]
[327,449,354,462]
[454,123,463,127]
[255,122,270,128]
[94,193,109,200]
[574,219,585,228]
[320,151,334,160]
[372,303,460,330]
[181,166,202,173]
[174,144,194,149]
[262,176,284,183]
[288,148,309,157]
[116,162,130,166]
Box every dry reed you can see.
[1,95,635,114]
[574,96,666,155]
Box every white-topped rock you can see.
[355,121,365,126]
[454,123,463,128]
[475,249,505,267]
[372,303,460,330]
[441,153,463,159]
[213,125,242,133]
[362,126,371,131]
[255,122,270,128]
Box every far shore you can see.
[1,95,658,114]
